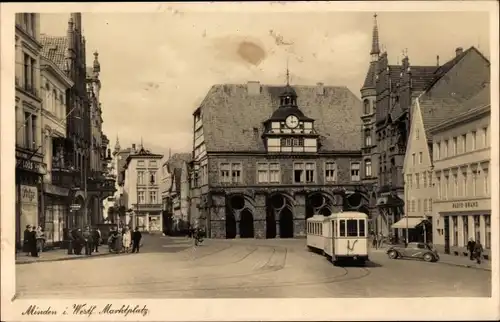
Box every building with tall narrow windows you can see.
[15,13,45,248]
[359,14,488,239]
[122,144,164,232]
[401,47,490,246]
[190,78,369,239]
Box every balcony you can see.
[87,171,116,194]
[51,167,81,189]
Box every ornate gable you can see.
[262,84,319,153]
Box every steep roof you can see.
[40,34,68,72]
[420,83,490,139]
[362,62,377,89]
[166,153,192,172]
[422,83,490,135]
[199,84,363,152]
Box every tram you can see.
[306,211,369,265]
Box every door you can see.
[444,216,450,254]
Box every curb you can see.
[369,249,491,271]
[437,260,492,272]
[15,251,128,265]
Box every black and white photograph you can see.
[1,1,498,321]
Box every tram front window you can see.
[359,220,366,237]
[346,220,358,237]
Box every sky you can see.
[39,10,490,157]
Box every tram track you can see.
[18,243,372,297]
[19,245,289,293]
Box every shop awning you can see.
[392,217,427,229]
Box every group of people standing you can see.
[466,238,484,264]
[69,226,102,255]
[108,226,142,253]
[22,225,46,257]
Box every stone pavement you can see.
[370,246,491,271]
[16,237,491,298]
[15,233,167,265]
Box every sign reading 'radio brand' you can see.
[452,201,479,209]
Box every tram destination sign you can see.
[452,201,479,209]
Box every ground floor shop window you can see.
[485,215,491,249]
[452,216,458,246]
[462,215,468,246]
[474,215,480,243]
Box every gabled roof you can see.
[166,153,192,173]
[199,84,363,152]
[423,83,490,135]
[417,47,490,138]
[40,34,68,72]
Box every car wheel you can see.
[423,253,434,262]
[388,250,398,259]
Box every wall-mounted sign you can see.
[20,185,38,204]
[16,157,47,175]
[452,201,479,209]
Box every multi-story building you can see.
[191,79,369,239]
[85,51,115,225]
[39,41,74,247]
[40,13,115,234]
[122,144,164,232]
[360,14,485,239]
[15,13,45,247]
[103,138,134,225]
[39,13,91,230]
[430,86,490,257]
[401,47,490,245]
[162,153,192,233]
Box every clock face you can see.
[285,115,299,128]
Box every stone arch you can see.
[306,191,335,219]
[279,207,294,238]
[69,194,86,229]
[265,192,295,238]
[225,193,255,239]
[239,209,254,238]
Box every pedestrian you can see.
[82,226,93,255]
[132,227,142,253]
[377,232,384,249]
[35,226,45,254]
[92,227,102,253]
[122,227,132,253]
[23,225,32,255]
[467,237,476,260]
[29,226,38,257]
[473,241,483,264]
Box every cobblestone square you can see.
[16,236,491,298]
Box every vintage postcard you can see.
[1,1,498,321]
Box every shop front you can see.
[43,183,70,247]
[15,150,47,248]
[433,198,491,257]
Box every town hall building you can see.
[190,76,370,239]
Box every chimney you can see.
[132,144,136,152]
[316,82,325,95]
[247,81,261,95]
[436,55,440,67]
[455,47,463,57]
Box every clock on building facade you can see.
[262,85,319,153]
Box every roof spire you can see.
[370,13,381,56]
[114,135,121,152]
[140,136,144,149]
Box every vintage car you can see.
[386,242,440,262]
